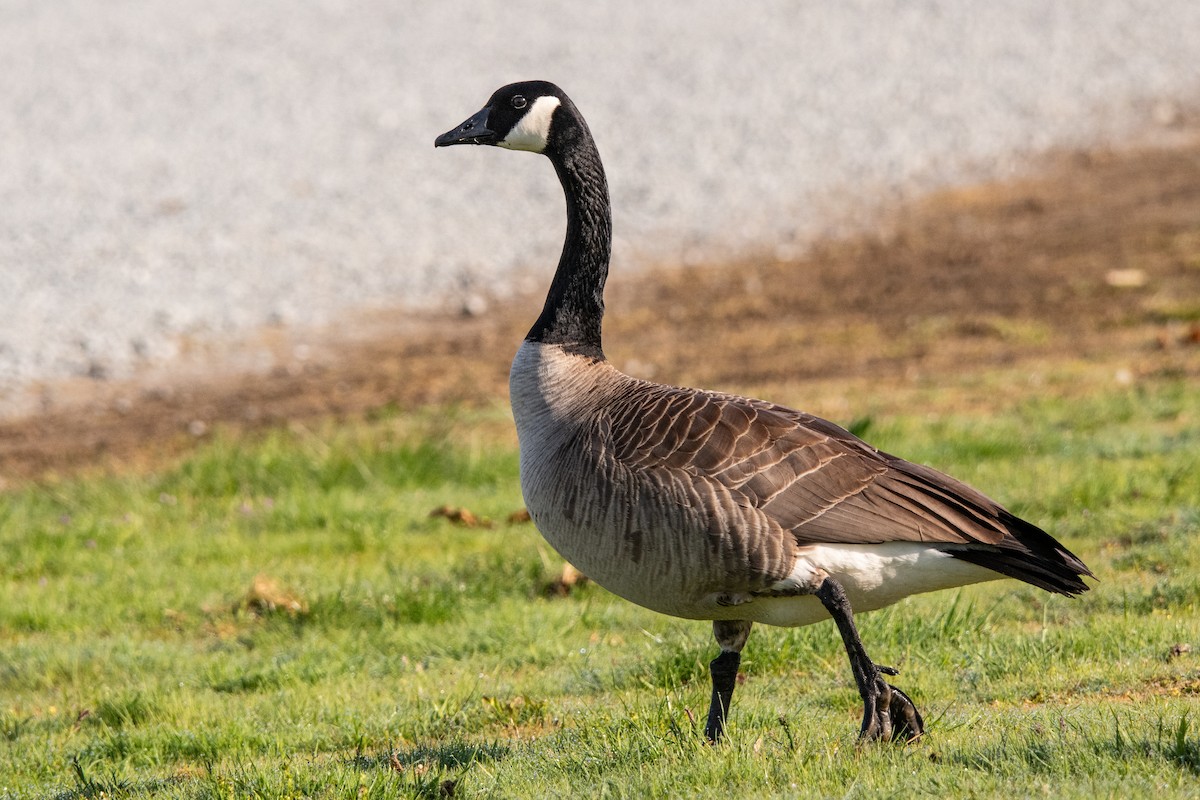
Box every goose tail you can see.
[943,511,1093,596]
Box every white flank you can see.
[746,542,999,627]
[500,95,562,152]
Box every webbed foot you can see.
[858,667,924,742]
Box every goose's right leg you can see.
[704,619,752,743]
[815,576,924,742]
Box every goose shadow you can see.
[352,739,510,773]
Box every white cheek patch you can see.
[500,95,562,152]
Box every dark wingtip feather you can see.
[945,510,1093,596]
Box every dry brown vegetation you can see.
[2,134,1198,484]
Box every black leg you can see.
[704,650,740,742]
[816,577,924,742]
[704,619,752,743]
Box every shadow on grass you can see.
[351,740,510,797]
[1097,714,1200,777]
[50,758,183,799]
[949,713,1200,778]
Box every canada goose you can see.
[435,81,1092,743]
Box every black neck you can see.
[525,111,611,359]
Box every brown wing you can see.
[608,382,1008,547]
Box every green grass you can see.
[1,375,1198,798]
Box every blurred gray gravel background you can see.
[2,0,1198,411]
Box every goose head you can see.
[436,80,611,357]
[435,80,569,154]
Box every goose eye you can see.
[511,95,527,110]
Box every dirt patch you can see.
[2,135,1199,485]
